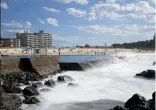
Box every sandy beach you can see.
[0,48,155,56]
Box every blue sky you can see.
[1,0,155,47]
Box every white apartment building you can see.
[16,30,52,49]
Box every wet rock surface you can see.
[32,82,43,88]
[111,92,155,110]
[153,61,155,65]
[44,79,55,87]
[124,94,146,108]
[0,87,22,110]
[23,96,40,104]
[57,75,74,82]
[110,106,128,110]
[23,86,39,96]
[135,70,155,79]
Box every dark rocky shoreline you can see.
[111,92,155,110]
[0,56,155,110]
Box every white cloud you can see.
[73,24,155,37]
[37,18,45,24]
[150,0,155,4]
[53,35,74,43]
[46,18,59,26]
[105,0,117,3]
[0,2,8,9]
[42,7,60,13]
[56,0,88,5]
[25,21,32,29]
[66,8,87,17]
[2,30,29,33]
[88,1,155,22]
[1,20,32,28]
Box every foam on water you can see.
[22,52,155,110]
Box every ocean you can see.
[22,52,155,110]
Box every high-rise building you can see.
[16,30,52,48]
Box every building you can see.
[16,30,52,49]
[0,38,20,48]
[0,38,11,47]
[10,38,20,47]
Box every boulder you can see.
[11,95,22,108]
[146,99,155,110]
[0,87,22,110]
[110,106,128,110]
[152,91,155,100]
[135,70,155,79]
[68,83,78,87]
[146,91,155,110]
[128,105,150,110]
[40,88,51,92]
[44,80,55,87]
[2,82,23,93]
[23,96,40,104]
[153,62,155,65]
[63,75,74,82]
[32,82,43,88]
[57,76,65,81]
[125,94,146,108]
[23,86,39,96]
[57,75,74,82]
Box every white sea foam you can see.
[22,52,155,110]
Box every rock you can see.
[16,83,25,86]
[57,76,65,81]
[63,75,74,82]
[153,61,155,65]
[128,105,150,110]
[11,95,22,108]
[125,94,146,108]
[39,88,51,92]
[0,87,22,110]
[2,83,23,93]
[135,70,155,79]
[23,96,40,104]
[146,99,155,110]
[152,91,155,100]
[68,83,78,87]
[25,72,42,81]
[110,106,128,110]
[57,75,74,82]
[44,80,55,87]
[0,87,5,95]
[32,82,43,88]
[23,86,39,96]
[145,92,155,110]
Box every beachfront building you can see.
[10,38,20,47]
[0,38,20,48]
[0,38,11,47]
[16,30,52,49]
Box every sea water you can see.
[22,52,155,110]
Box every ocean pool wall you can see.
[0,55,60,76]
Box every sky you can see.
[0,0,155,47]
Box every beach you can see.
[0,48,154,56]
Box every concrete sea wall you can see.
[1,55,60,76]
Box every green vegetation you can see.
[112,34,155,50]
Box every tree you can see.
[85,44,90,48]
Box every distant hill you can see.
[112,34,155,50]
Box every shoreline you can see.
[0,51,155,110]
[0,48,155,56]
